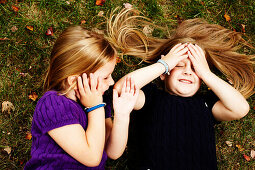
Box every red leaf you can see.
[243,154,250,161]
[0,0,7,4]
[224,12,231,22]
[46,27,54,36]
[116,56,121,64]
[25,132,32,140]
[29,92,38,101]
[12,5,19,13]
[241,24,246,33]
[95,0,105,6]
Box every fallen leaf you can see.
[80,20,86,24]
[200,1,205,6]
[46,27,53,36]
[4,146,11,155]
[11,26,18,32]
[143,25,154,35]
[29,92,38,101]
[241,24,245,33]
[26,25,34,31]
[95,0,105,6]
[123,3,133,9]
[0,37,9,40]
[251,150,255,159]
[98,11,104,16]
[236,144,244,152]
[243,154,250,161]
[12,5,19,13]
[116,56,121,64]
[66,1,70,5]
[25,132,32,140]
[0,0,7,4]
[224,12,231,22]
[2,101,15,114]
[225,141,233,147]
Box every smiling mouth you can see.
[179,79,192,84]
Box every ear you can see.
[160,74,166,81]
[67,75,78,89]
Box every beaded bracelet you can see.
[157,59,170,75]
[85,103,106,113]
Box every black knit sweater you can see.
[128,83,219,170]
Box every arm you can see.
[114,43,189,110]
[188,44,250,121]
[48,73,105,167]
[105,77,139,159]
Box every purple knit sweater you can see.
[24,91,112,170]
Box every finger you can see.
[82,73,90,92]
[195,44,205,57]
[126,76,131,93]
[188,51,196,64]
[133,84,139,98]
[77,76,86,96]
[170,43,183,52]
[89,73,96,91]
[74,89,81,100]
[121,77,127,95]
[172,44,188,53]
[130,77,135,95]
[176,47,189,56]
[113,89,118,102]
[188,44,199,58]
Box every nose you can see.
[108,75,115,86]
[183,64,193,75]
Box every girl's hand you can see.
[187,44,211,79]
[76,73,103,108]
[161,43,189,70]
[113,77,139,119]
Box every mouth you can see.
[179,79,193,84]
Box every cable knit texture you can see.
[24,91,111,170]
[128,83,219,170]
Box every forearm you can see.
[114,63,165,93]
[85,108,106,157]
[105,115,130,160]
[202,72,249,117]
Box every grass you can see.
[0,0,254,169]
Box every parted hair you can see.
[44,26,117,94]
[107,8,255,98]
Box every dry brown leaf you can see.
[241,24,245,33]
[29,92,38,101]
[123,3,133,9]
[143,25,154,35]
[12,5,19,13]
[11,26,18,32]
[116,56,121,64]
[80,20,86,25]
[0,37,9,40]
[4,146,11,155]
[98,11,104,16]
[225,141,232,147]
[2,101,15,114]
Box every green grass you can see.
[0,0,254,169]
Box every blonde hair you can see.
[44,26,117,94]
[107,8,255,98]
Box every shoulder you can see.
[33,91,83,133]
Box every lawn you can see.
[0,0,254,169]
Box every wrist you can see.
[157,59,170,75]
[85,103,106,113]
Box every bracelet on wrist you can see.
[157,59,170,75]
[85,103,106,113]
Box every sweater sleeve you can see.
[33,92,82,134]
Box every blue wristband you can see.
[85,103,106,113]
[157,59,170,75]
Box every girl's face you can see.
[93,57,116,94]
[164,58,201,97]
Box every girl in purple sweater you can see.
[24,26,138,169]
